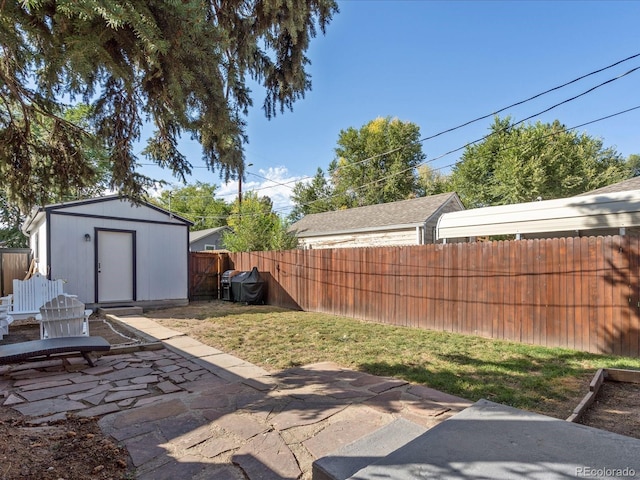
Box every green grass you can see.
[151,303,640,418]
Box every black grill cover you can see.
[230,267,265,304]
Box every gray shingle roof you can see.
[579,177,640,196]
[289,192,461,237]
[189,226,230,243]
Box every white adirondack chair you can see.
[0,304,11,340]
[38,294,90,339]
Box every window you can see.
[204,244,217,251]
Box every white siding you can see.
[56,198,186,225]
[48,213,187,305]
[299,228,421,249]
[31,219,47,274]
[136,222,188,301]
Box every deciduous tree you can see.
[449,117,631,207]
[329,116,425,208]
[224,192,297,252]
[290,117,426,217]
[152,182,230,230]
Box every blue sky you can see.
[141,1,640,215]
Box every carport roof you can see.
[436,189,640,239]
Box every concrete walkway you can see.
[0,315,472,479]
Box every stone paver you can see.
[0,316,471,480]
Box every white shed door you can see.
[97,230,134,303]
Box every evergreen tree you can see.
[289,167,334,222]
[0,0,338,210]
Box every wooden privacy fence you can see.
[230,235,640,357]
[189,251,230,300]
[0,249,32,297]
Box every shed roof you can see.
[22,195,193,235]
[436,190,640,239]
[289,192,462,238]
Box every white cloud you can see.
[228,166,308,215]
[145,166,308,217]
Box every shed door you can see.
[97,230,135,303]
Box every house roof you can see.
[436,189,640,239]
[189,226,230,244]
[578,176,640,196]
[289,192,462,238]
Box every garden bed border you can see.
[567,368,640,422]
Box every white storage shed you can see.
[21,195,193,309]
[436,190,640,242]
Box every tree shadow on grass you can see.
[359,347,640,415]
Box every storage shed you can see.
[21,195,193,309]
[436,190,640,242]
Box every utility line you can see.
[271,104,640,217]
[139,52,640,197]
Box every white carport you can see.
[436,190,640,241]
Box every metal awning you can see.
[436,190,640,240]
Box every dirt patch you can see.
[0,408,131,479]
[1,317,144,346]
[579,381,640,439]
[0,315,145,479]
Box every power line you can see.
[307,52,640,176]
[273,104,640,217]
[138,52,640,198]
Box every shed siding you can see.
[30,220,47,273]
[136,222,188,301]
[48,212,188,305]
[54,198,185,224]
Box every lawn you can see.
[148,301,640,419]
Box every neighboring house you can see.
[21,195,193,309]
[288,192,464,249]
[189,226,231,252]
[436,188,640,242]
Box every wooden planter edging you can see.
[566,368,640,422]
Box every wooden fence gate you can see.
[189,251,229,300]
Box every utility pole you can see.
[237,163,253,206]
